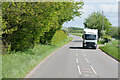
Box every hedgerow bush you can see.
[51,30,67,45]
[2,2,84,52]
[99,35,112,44]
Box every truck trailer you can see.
[82,29,98,49]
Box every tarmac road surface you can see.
[26,35,118,78]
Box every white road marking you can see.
[25,41,71,78]
[84,74,89,76]
[76,54,78,57]
[84,53,86,57]
[76,58,79,63]
[86,58,89,63]
[77,65,81,74]
[101,50,118,63]
[90,65,97,75]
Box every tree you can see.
[2,2,84,51]
[62,27,84,33]
[83,11,112,37]
[109,27,119,39]
[39,2,84,44]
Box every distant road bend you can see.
[26,35,118,78]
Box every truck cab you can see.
[82,29,98,49]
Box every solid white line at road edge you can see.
[101,50,118,63]
[90,65,97,75]
[77,65,81,75]
[25,41,71,78]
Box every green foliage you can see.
[2,36,72,78]
[99,40,119,60]
[62,27,84,33]
[83,11,112,37]
[118,27,120,39]
[99,35,112,44]
[51,30,67,45]
[109,27,119,39]
[2,2,84,51]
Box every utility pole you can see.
[102,11,104,30]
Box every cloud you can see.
[81,4,96,18]
[82,5,95,13]
[98,4,118,14]
[107,17,118,26]
[63,1,118,27]
[98,3,118,26]
[62,16,84,27]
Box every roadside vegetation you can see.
[1,2,84,78]
[99,40,119,61]
[2,2,84,52]
[63,27,84,33]
[2,36,73,78]
[62,27,83,37]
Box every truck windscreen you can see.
[85,34,96,40]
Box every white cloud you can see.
[81,5,96,18]
[82,5,95,13]
[98,4,118,14]
[63,1,118,28]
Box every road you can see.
[26,35,118,78]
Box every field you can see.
[2,36,73,78]
[99,40,119,61]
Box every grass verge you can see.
[97,41,104,45]
[2,36,73,78]
[0,54,2,80]
[69,33,82,37]
[99,40,120,61]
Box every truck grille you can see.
[86,42,95,46]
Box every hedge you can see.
[51,30,67,45]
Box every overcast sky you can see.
[62,0,119,28]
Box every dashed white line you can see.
[84,53,86,57]
[90,65,97,75]
[86,58,89,63]
[76,54,78,57]
[76,58,79,63]
[77,65,81,75]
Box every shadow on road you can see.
[69,47,96,50]
[71,40,83,42]
[69,47,83,49]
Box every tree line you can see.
[2,2,84,52]
[62,27,84,33]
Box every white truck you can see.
[82,29,98,49]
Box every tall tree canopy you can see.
[83,11,112,36]
[2,2,84,51]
